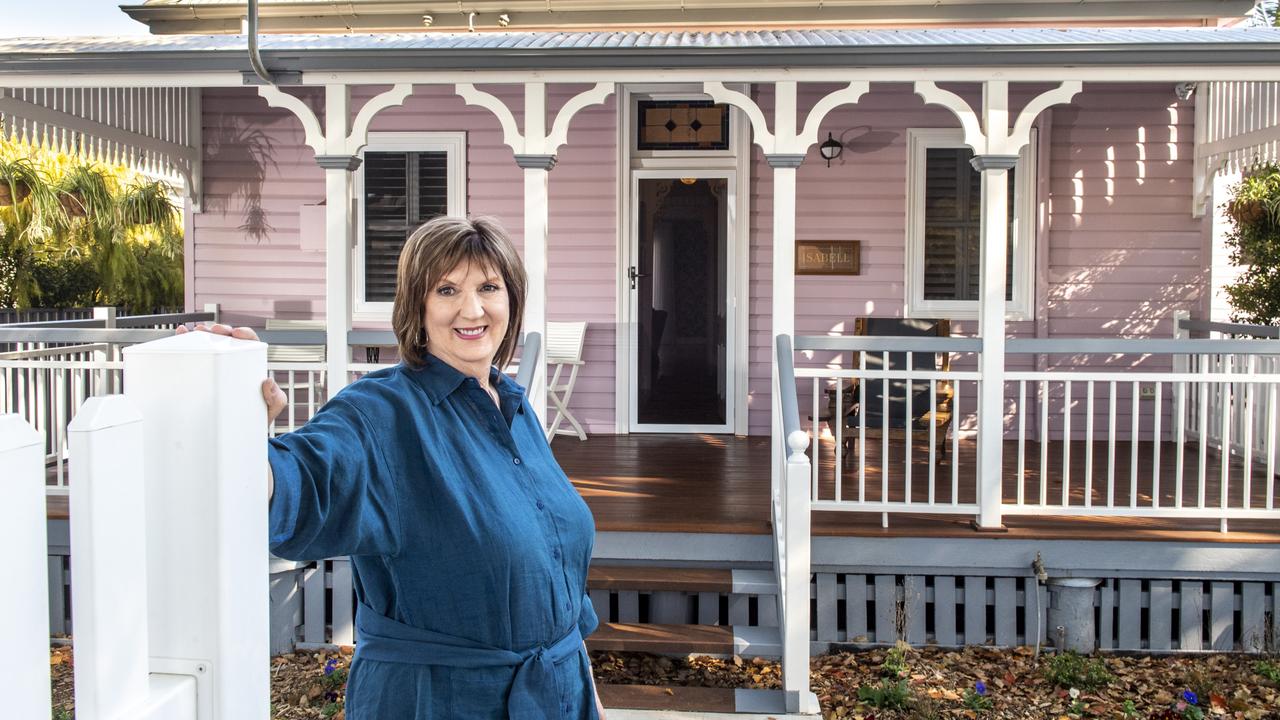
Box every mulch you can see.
[48,643,1280,719]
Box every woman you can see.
[187,216,604,719]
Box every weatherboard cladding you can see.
[191,81,1201,436]
[194,85,621,433]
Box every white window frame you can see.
[352,131,467,323]
[904,127,1037,321]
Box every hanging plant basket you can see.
[0,180,31,207]
[59,191,88,218]
[1227,198,1267,226]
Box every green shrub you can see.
[1224,164,1280,326]
[1254,659,1280,683]
[1043,650,1111,691]
[882,642,910,678]
[857,678,912,710]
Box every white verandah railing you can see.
[0,318,541,494]
[1002,337,1280,529]
[1175,313,1280,465]
[774,335,813,714]
[0,309,214,492]
[786,328,1280,532]
[792,334,983,522]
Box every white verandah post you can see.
[704,78,867,716]
[456,80,614,426]
[258,82,413,399]
[972,154,1015,529]
[518,156,553,425]
[913,78,1081,530]
[318,85,356,398]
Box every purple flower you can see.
[323,658,338,676]
[975,681,987,696]
[1182,689,1198,706]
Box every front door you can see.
[629,171,733,433]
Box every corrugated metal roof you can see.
[3,27,1280,53]
[2,28,1279,73]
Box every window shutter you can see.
[363,150,450,303]
[923,148,1016,303]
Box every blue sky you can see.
[2,0,150,37]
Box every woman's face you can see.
[423,260,510,378]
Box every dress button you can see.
[513,457,522,465]
[552,549,561,559]
[536,500,545,510]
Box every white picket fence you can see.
[4,331,271,719]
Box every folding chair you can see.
[546,321,588,441]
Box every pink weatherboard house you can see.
[3,0,1280,715]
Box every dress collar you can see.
[408,352,526,411]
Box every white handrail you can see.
[774,335,814,714]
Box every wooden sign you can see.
[796,240,860,275]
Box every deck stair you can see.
[586,565,800,715]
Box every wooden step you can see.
[587,623,781,657]
[588,566,777,595]
[599,685,791,715]
[599,685,736,713]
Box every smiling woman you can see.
[392,216,525,395]
[264,215,606,720]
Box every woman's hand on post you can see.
[176,322,288,425]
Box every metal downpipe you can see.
[246,0,273,85]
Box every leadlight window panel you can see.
[363,151,449,303]
[636,100,730,151]
[922,148,1015,302]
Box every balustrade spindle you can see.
[1084,380,1095,507]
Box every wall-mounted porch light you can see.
[818,132,843,167]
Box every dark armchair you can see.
[827,317,954,457]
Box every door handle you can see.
[628,266,648,290]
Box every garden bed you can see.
[48,644,1280,719]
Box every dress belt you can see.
[354,603,591,720]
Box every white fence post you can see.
[123,330,270,719]
[0,414,51,719]
[68,395,154,718]
[94,306,118,394]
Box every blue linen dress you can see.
[267,353,599,719]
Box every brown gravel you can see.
[49,644,1280,719]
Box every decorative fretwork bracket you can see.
[455,82,614,161]
[702,80,869,161]
[913,80,1081,158]
[257,83,414,161]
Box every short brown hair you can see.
[391,216,526,370]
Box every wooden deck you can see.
[554,434,1280,543]
[45,433,1280,543]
